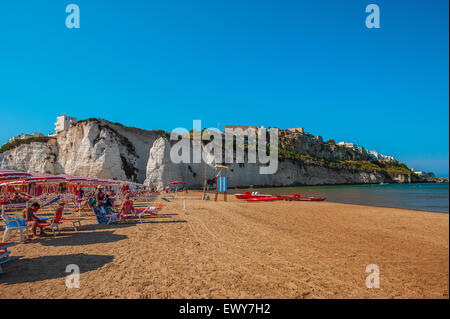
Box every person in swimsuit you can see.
[23,202,44,239]
[119,193,135,222]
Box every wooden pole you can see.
[214,177,218,201]
[202,161,207,200]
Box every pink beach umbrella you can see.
[24,173,66,183]
[82,177,100,186]
[59,174,88,183]
[0,168,32,182]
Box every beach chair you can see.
[91,206,118,225]
[36,209,63,236]
[59,206,83,231]
[37,205,83,235]
[134,203,165,217]
[42,196,62,208]
[1,212,28,243]
[0,242,17,274]
[2,203,27,212]
[119,210,145,223]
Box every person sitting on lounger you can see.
[23,202,45,239]
[93,186,106,207]
[103,192,113,208]
[119,194,135,222]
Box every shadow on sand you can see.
[138,220,187,224]
[0,253,114,284]
[38,230,127,247]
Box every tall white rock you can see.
[144,137,184,188]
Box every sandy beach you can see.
[1,191,448,299]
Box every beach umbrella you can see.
[168,181,186,185]
[24,173,66,184]
[59,174,88,183]
[86,177,100,183]
[0,168,32,182]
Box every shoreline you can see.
[225,181,449,190]
[226,182,449,214]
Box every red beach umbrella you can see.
[59,174,88,183]
[24,173,66,183]
[0,168,32,182]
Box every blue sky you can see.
[0,0,448,176]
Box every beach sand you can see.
[1,191,448,299]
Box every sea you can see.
[231,183,449,213]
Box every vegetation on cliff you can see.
[278,148,413,177]
[0,137,51,154]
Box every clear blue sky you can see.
[0,0,448,176]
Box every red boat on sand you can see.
[246,196,283,202]
[235,191,273,200]
[235,191,326,202]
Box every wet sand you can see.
[1,191,448,298]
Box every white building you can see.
[54,114,77,133]
[369,150,379,158]
[337,142,356,150]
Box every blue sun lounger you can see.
[0,242,17,274]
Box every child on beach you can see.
[119,193,135,222]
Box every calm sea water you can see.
[231,183,449,213]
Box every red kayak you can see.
[246,196,283,202]
[235,191,274,200]
[236,191,326,202]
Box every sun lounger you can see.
[136,203,165,214]
[0,242,17,274]
[1,213,28,243]
[2,203,27,211]
[36,209,64,236]
[123,203,164,223]
[120,210,145,223]
[37,205,83,236]
[42,196,62,207]
[91,206,118,225]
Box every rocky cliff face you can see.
[0,140,57,174]
[143,141,404,188]
[0,119,418,188]
[1,119,163,182]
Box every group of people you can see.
[13,185,140,240]
[2,193,31,204]
[90,185,137,223]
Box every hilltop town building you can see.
[9,132,44,142]
[339,142,396,162]
[338,142,356,150]
[54,114,77,133]
[411,169,435,178]
[286,127,304,134]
